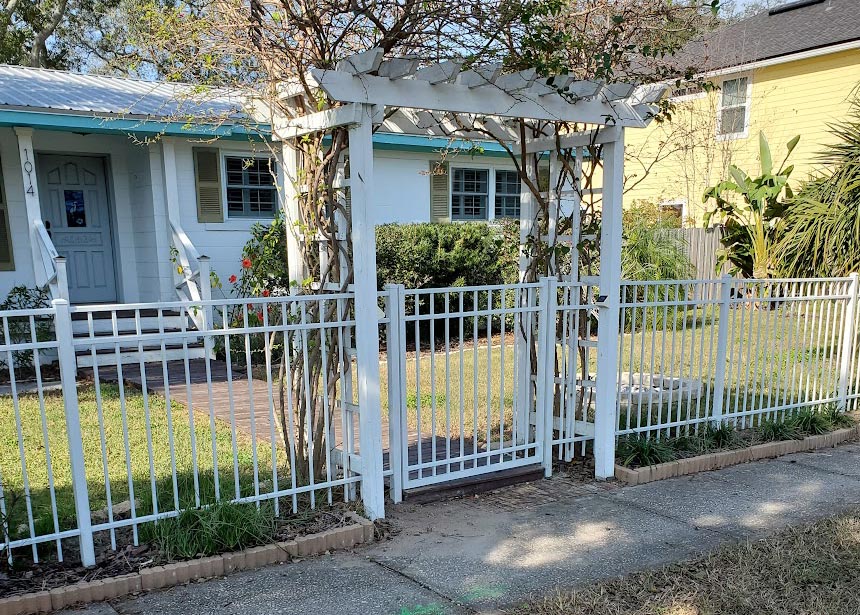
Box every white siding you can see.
[0,129,523,304]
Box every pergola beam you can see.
[524,126,621,153]
[309,68,648,127]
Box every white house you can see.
[0,64,527,306]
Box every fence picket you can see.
[1,275,859,566]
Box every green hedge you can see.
[376,222,518,289]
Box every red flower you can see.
[228,274,237,284]
[242,258,252,269]
[262,289,270,297]
[247,303,254,310]
[257,311,264,321]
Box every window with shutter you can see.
[224,155,278,218]
[0,164,13,271]
[193,148,224,223]
[429,161,450,222]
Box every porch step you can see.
[75,340,207,368]
[71,309,187,336]
[402,464,544,504]
[72,307,208,367]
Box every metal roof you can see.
[676,0,860,72]
[0,64,244,120]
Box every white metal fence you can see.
[617,276,860,437]
[1,276,858,567]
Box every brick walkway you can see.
[94,359,486,475]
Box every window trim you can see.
[220,151,280,220]
[0,160,12,271]
[716,74,752,141]
[450,166,491,221]
[449,164,521,222]
[494,169,522,219]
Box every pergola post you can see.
[347,104,386,519]
[594,128,624,479]
[280,143,305,289]
[514,154,538,444]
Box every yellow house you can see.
[624,0,860,226]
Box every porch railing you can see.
[169,220,211,330]
[32,219,69,301]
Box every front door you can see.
[37,155,118,303]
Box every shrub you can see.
[235,214,290,297]
[757,417,802,442]
[376,222,512,289]
[141,501,275,560]
[703,133,798,279]
[617,434,677,467]
[620,205,695,331]
[822,404,855,429]
[0,285,52,369]
[789,407,833,436]
[775,97,860,278]
[701,421,738,449]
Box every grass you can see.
[617,406,857,468]
[141,500,275,560]
[0,384,284,544]
[375,303,847,444]
[514,511,860,615]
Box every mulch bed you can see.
[0,503,359,598]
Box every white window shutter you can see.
[193,148,224,223]
[429,161,450,223]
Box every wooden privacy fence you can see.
[663,226,729,300]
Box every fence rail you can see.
[616,275,860,438]
[1,275,858,567]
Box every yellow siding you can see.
[624,48,860,225]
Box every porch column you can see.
[148,143,175,301]
[13,127,46,286]
[347,104,386,519]
[594,128,624,479]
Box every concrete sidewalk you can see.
[63,443,860,615]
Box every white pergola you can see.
[273,50,664,518]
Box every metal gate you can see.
[385,280,598,493]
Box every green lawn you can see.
[0,303,847,547]
[377,305,846,441]
[0,385,281,542]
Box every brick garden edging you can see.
[0,512,374,615]
[615,425,860,486]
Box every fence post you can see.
[712,274,732,423]
[536,277,557,478]
[838,273,859,410]
[593,131,624,481]
[52,287,95,567]
[54,255,70,302]
[385,284,405,503]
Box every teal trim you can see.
[371,133,512,157]
[0,109,553,157]
[0,109,268,141]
